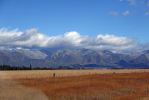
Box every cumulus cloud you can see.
[118,0,149,16]
[122,10,130,16]
[95,34,135,50]
[0,28,50,47]
[119,0,137,5]
[147,0,149,6]
[127,0,137,5]
[110,11,119,16]
[145,11,149,15]
[110,10,130,16]
[0,28,137,51]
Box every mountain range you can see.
[0,47,149,69]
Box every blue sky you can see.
[0,0,149,43]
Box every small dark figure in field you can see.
[53,73,56,77]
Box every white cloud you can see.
[147,0,149,6]
[0,28,136,51]
[118,0,149,16]
[127,0,136,5]
[145,11,149,15]
[119,0,137,5]
[110,10,130,16]
[110,11,119,16]
[95,34,135,50]
[126,0,149,7]
[122,10,130,16]
[64,32,84,45]
[96,34,133,46]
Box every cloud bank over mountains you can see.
[0,28,139,51]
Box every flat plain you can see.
[0,69,149,100]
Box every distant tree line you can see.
[0,64,33,70]
[0,64,131,70]
[0,64,84,70]
[0,64,47,70]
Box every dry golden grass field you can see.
[0,69,149,100]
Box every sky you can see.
[0,0,149,51]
